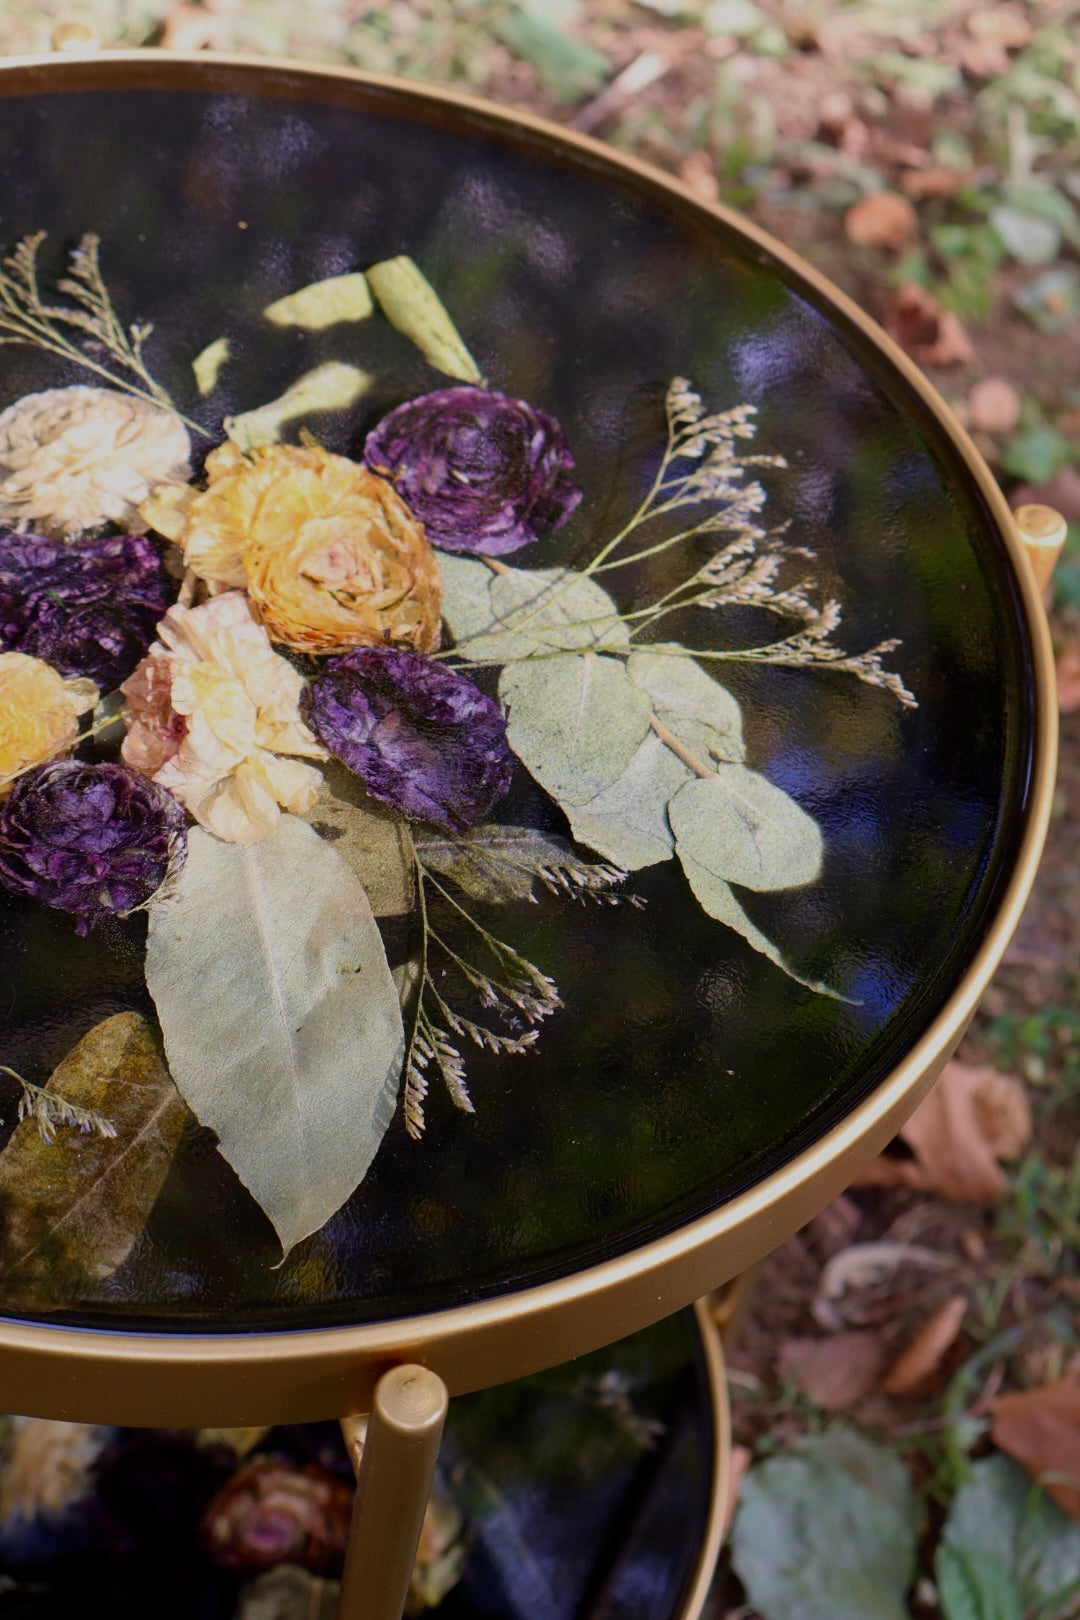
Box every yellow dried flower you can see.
[179,443,442,654]
[0,652,97,790]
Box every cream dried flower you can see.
[0,651,97,791]
[121,592,326,844]
[0,386,191,540]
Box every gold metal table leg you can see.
[337,1364,449,1620]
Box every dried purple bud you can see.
[0,760,187,934]
[201,1458,352,1574]
[0,531,177,690]
[363,385,581,556]
[302,647,513,832]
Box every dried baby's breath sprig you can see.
[401,832,563,1140]
[0,1064,116,1144]
[0,232,198,429]
[726,603,918,709]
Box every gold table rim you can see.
[0,49,1057,1427]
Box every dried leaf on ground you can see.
[851,1060,1032,1204]
[968,378,1022,436]
[844,191,918,252]
[880,1295,967,1395]
[779,1330,884,1410]
[884,283,974,368]
[992,1377,1080,1523]
[900,168,970,201]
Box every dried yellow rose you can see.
[0,653,97,790]
[178,443,442,654]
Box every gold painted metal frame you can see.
[0,50,1057,1428]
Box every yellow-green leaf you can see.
[263,272,373,330]
[192,336,231,396]
[366,256,482,383]
[224,362,372,451]
[0,1012,188,1289]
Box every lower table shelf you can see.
[0,1306,728,1620]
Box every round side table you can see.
[0,50,1056,1620]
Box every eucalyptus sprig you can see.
[0,232,201,430]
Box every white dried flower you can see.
[0,385,191,540]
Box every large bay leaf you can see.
[263,272,373,329]
[303,764,413,918]
[501,653,652,808]
[669,768,822,893]
[416,823,615,904]
[366,256,481,383]
[450,566,628,666]
[145,816,404,1254]
[678,850,840,995]
[0,1012,188,1288]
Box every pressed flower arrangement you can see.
[0,234,916,1261]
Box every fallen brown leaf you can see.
[959,38,1010,78]
[884,283,973,368]
[720,1443,753,1538]
[900,167,970,201]
[678,151,719,203]
[968,377,1022,436]
[779,1330,884,1410]
[881,1296,967,1395]
[845,191,919,253]
[967,6,1032,50]
[1055,645,1080,715]
[851,1060,1032,1203]
[992,1376,1080,1523]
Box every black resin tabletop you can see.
[0,56,1045,1338]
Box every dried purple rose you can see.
[0,760,187,934]
[363,385,582,556]
[0,531,177,690]
[302,646,513,831]
[201,1457,352,1574]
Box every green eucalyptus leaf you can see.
[439,553,500,647]
[192,336,230,396]
[677,850,841,995]
[224,363,372,450]
[366,255,481,383]
[1012,267,1080,334]
[731,1429,919,1620]
[416,823,621,905]
[493,10,610,103]
[563,729,688,870]
[145,817,404,1256]
[936,1544,1022,1620]
[448,565,627,666]
[559,652,746,871]
[501,652,652,808]
[942,1456,1080,1620]
[303,763,413,918]
[990,207,1062,267]
[263,271,373,330]
[0,1013,188,1289]
[668,768,823,893]
[627,650,744,765]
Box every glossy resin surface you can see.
[0,65,1035,1331]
